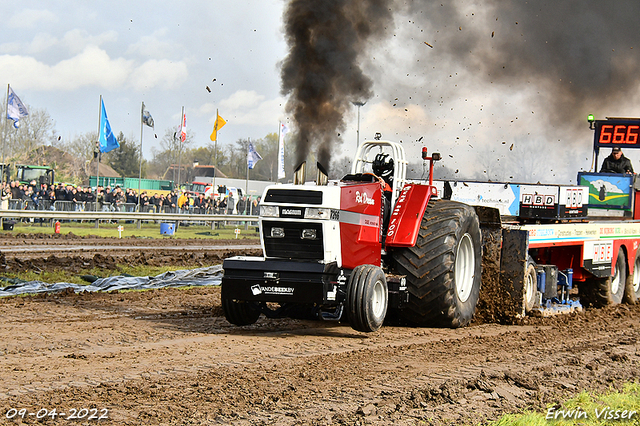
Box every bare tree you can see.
[0,100,57,160]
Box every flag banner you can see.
[7,86,29,128]
[180,112,186,142]
[99,98,119,153]
[210,112,226,141]
[247,142,262,170]
[142,102,154,128]
[277,123,289,179]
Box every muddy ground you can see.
[0,234,639,425]
[0,233,262,274]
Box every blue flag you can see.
[99,98,119,153]
[247,141,262,169]
[7,86,29,129]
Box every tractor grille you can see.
[263,221,324,260]
[263,189,323,205]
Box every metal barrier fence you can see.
[5,200,254,215]
[0,208,258,229]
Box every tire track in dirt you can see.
[1,235,639,424]
[0,286,639,425]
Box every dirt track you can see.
[1,234,639,425]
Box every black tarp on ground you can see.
[0,265,222,297]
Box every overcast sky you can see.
[2,1,640,184]
[0,0,289,160]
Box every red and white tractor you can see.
[221,140,482,332]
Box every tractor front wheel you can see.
[222,297,261,326]
[346,264,388,332]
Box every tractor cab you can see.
[348,140,408,209]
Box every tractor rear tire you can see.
[346,264,388,332]
[391,200,482,328]
[222,297,261,326]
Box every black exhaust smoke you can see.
[397,1,640,132]
[280,0,393,171]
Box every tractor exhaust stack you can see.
[293,161,306,185]
[316,162,328,186]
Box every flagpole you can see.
[246,138,250,201]
[96,95,102,212]
[213,109,218,200]
[276,121,281,182]
[2,84,8,183]
[177,106,184,190]
[138,102,144,212]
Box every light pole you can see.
[352,101,366,149]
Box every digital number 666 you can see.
[598,124,640,144]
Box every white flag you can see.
[277,123,289,180]
[142,102,154,128]
[7,86,28,128]
[247,142,262,170]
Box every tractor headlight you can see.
[260,205,279,217]
[304,208,331,220]
[301,228,317,239]
[271,227,285,238]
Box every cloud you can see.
[220,90,265,110]
[0,46,132,90]
[199,91,286,128]
[218,91,285,126]
[27,33,59,54]
[126,29,178,59]
[129,59,189,90]
[8,9,58,29]
[0,42,21,55]
[62,29,118,55]
[225,96,286,127]
[0,46,189,92]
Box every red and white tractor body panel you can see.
[385,183,437,247]
[259,181,385,269]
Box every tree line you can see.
[0,97,307,184]
[1,96,482,185]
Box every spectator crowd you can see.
[0,180,260,215]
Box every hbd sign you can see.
[521,193,555,207]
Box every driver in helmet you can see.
[372,153,394,191]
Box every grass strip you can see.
[488,381,640,425]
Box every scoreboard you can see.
[593,118,640,149]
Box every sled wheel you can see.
[624,252,640,304]
[391,200,482,328]
[346,264,388,332]
[581,249,626,308]
[524,262,538,313]
[609,249,626,305]
[222,297,260,326]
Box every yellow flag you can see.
[210,112,227,141]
